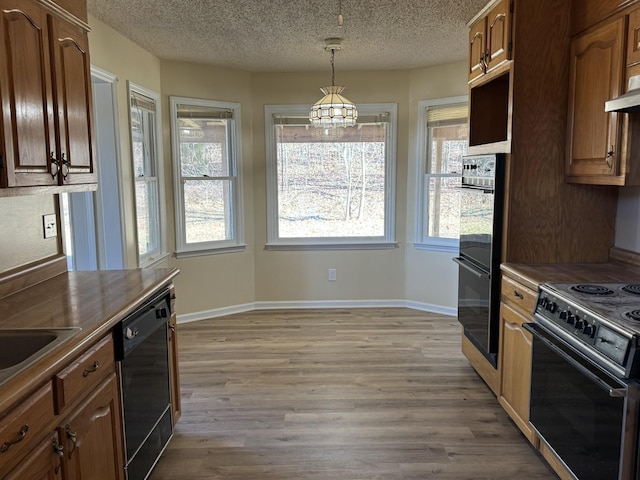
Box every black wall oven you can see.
[454,153,505,368]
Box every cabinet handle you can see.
[50,152,59,179]
[65,424,77,458]
[606,146,614,169]
[82,360,99,377]
[0,424,29,453]
[513,290,524,300]
[53,436,64,474]
[60,153,69,180]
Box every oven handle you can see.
[523,322,628,399]
[452,257,490,280]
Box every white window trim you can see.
[264,103,398,249]
[414,95,467,253]
[169,96,245,257]
[127,81,167,268]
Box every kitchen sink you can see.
[0,328,82,386]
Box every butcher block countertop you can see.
[501,248,640,291]
[0,258,179,413]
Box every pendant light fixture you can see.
[309,38,358,128]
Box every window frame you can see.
[415,95,468,253]
[127,82,167,267]
[264,103,397,250]
[170,96,244,257]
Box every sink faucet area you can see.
[0,328,82,386]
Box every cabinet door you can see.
[59,373,124,480]
[469,16,487,82]
[49,15,96,185]
[486,0,511,72]
[3,433,63,480]
[498,302,536,444]
[566,18,624,179]
[0,0,57,187]
[628,8,640,66]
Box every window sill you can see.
[413,242,459,254]
[139,252,171,268]
[175,244,247,258]
[265,242,398,251]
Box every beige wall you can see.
[88,15,162,268]
[160,60,256,312]
[405,62,468,309]
[0,17,468,314]
[251,70,409,302]
[0,196,60,273]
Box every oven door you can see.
[454,255,497,367]
[524,322,640,480]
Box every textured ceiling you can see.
[87,0,488,72]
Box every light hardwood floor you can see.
[149,308,558,479]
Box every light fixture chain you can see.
[330,48,335,86]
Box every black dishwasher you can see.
[114,288,173,480]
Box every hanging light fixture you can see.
[309,38,358,128]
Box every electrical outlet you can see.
[328,268,337,281]
[43,214,57,239]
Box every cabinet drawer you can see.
[501,275,537,314]
[53,335,115,413]
[0,382,54,474]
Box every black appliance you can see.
[453,153,505,368]
[526,283,640,480]
[114,289,173,480]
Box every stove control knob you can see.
[545,301,557,313]
[583,324,596,338]
[575,318,585,330]
[559,310,568,321]
[566,313,576,325]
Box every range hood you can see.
[605,75,640,113]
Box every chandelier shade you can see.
[309,40,358,128]
[309,85,358,127]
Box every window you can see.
[170,97,243,256]
[417,97,468,251]
[265,104,397,249]
[128,83,166,266]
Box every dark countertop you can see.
[501,260,640,291]
[0,267,179,412]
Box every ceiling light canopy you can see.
[309,38,358,128]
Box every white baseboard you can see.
[176,299,456,324]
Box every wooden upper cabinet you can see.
[49,15,95,185]
[469,16,487,82]
[0,0,96,191]
[468,0,512,83]
[628,7,640,66]
[0,1,58,187]
[566,17,625,183]
[486,0,512,71]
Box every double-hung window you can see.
[128,83,165,266]
[265,104,397,249]
[417,97,468,251]
[170,97,243,256]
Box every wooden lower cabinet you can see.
[498,302,536,444]
[58,373,124,480]
[3,432,63,480]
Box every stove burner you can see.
[570,284,615,296]
[622,284,640,296]
[625,310,640,322]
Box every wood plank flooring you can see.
[149,308,558,479]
